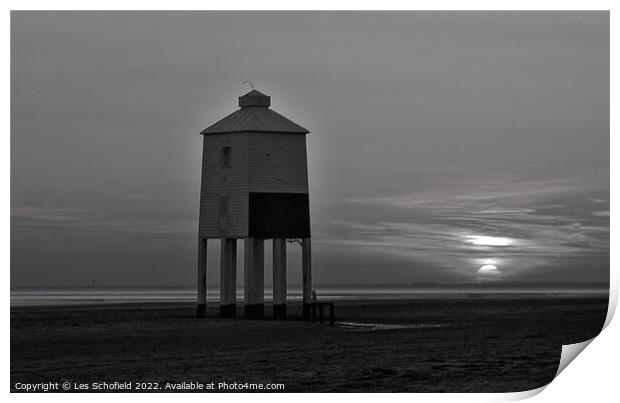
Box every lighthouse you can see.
[196,88,312,320]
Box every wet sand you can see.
[11,295,608,392]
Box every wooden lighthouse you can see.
[196,88,312,320]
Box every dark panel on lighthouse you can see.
[248,192,310,238]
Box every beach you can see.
[11,295,608,392]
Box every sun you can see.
[476,264,502,278]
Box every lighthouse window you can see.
[219,196,229,217]
[221,146,232,168]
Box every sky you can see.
[11,11,609,288]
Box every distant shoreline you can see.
[10,281,610,290]
[10,287,609,308]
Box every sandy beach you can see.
[11,295,607,392]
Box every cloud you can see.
[11,206,197,236]
[318,177,609,282]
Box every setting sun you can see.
[477,264,502,277]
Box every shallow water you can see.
[336,321,445,331]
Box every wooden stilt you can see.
[244,238,264,318]
[302,238,312,321]
[272,238,287,319]
[220,238,237,318]
[196,238,208,318]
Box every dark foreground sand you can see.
[11,295,608,392]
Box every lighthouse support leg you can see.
[196,238,208,318]
[302,238,312,321]
[273,238,287,320]
[244,238,264,318]
[220,238,237,318]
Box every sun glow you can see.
[466,235,513,247]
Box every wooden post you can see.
[220,238,237,318]
[244,238,264,318]
[302,238,312,320]
[196,238,208,318]
[272,238,287,319]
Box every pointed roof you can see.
[239,89,271,107]
[201,90,309,135]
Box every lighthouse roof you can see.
[201,90,309,135]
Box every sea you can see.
[10,284,608,307]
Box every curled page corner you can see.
[555,338,594,378]
[505,341,598,403]
[550,281,616,384]
[502,385,548,401]
[603,281,618,328]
